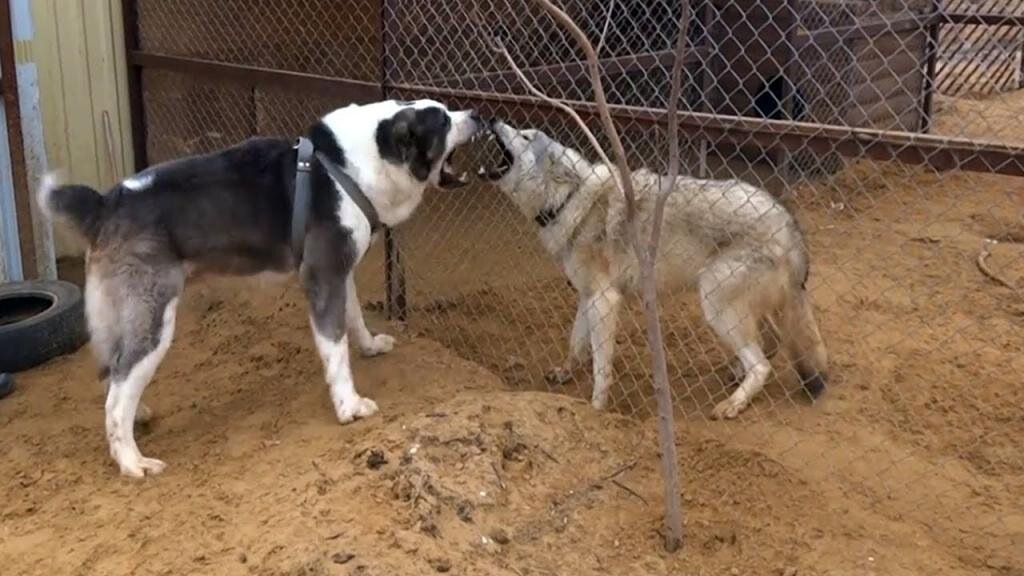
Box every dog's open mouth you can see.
[476,130,514,181]
[438,130,494,189]
[438,150,466,189]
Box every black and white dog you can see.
[39,99,484,477]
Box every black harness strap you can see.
[291,137,315,260]
[291,137,383,262]
[534,190,575,228]
[314,150,382,233]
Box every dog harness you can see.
[292,136,382,260]
[534,190,575,228]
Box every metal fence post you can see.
[380,0,408,322]
[920,0,942,133]
[121,0,147,172]
[0,0,34,279]
[384,227,407,322]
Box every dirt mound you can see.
[5,271,1017,575]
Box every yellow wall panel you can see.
[32,0,132,257]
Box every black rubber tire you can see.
[0,280,88,372]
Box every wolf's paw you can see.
[336,396,379,424]
[360,334,396,357]
[711,396,749,420]
[545,367,573,385]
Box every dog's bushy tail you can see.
[37,172,106,244]
[780,283,829,399]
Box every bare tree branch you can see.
[470,6,616,173]
[473,0,690,552]
[633,2,692,553]
[649,2,691,263]
[528,0,639,226]
[596,0,618,56]
[486,37,617,172]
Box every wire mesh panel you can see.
[128,0,1024,570]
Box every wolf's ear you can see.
[546,146,586,187]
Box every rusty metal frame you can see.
[429,47,710,89]
[127,52,384,104]
[393,83,1024,176]
[119,48,1024,179]
[0,0,35,278]
[123,47,1024,173]
[124,45,1024,176]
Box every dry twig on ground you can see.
[977,239,1018,292]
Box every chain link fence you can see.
[127,0,1023,568]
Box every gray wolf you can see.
[39,99,485,477]
[481,120,828,419]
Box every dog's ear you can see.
[377,108,435,181]
[393,119,414,157]
[377,107,451,183]
[385,109,417,160]
[378,109,417,161]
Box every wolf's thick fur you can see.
[487,122,828,418]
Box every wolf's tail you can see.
[779,283,829,398]
[776,235,829,398]
[37,172,106,244]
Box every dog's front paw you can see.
[118,456,167,478]
[360,334,396,357]
[711,396,748,420]
[336,396,379,424]
[545,366,573,385]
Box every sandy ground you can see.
[933,88,1024,145]
[2,94,1024,575]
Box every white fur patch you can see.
[345,275,395,357]
[123,173,154,192]
[712,344,771,420]
[36,171,63,220]
[311,324,379,423]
